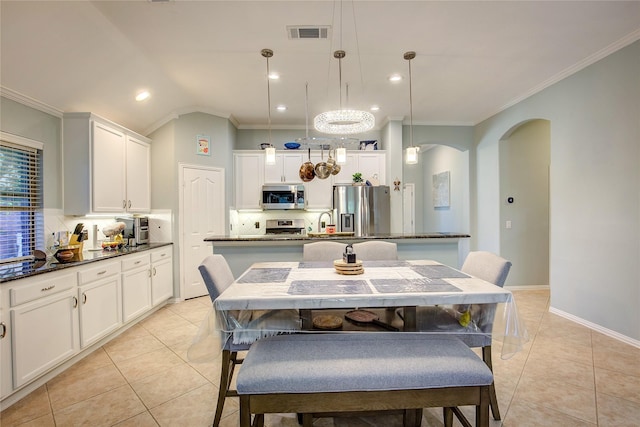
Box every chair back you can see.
[199,254,235,303]
[303,241,346,261]
[352,241,398,261]
[461,251,512,287]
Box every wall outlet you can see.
[255,221,260,229]
[506,220,512,229]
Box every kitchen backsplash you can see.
[43,209,172,255]
[230,210,331,236]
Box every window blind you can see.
[0,140,43,263]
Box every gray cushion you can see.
[303,242,347,261]
[236,333,493,395]
[352,241,398,260]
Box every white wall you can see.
[475,40,640,340]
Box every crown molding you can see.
[479,28,640,125]
[0,87,63,118]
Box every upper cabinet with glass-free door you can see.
[63,113,151,215]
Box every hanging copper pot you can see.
[315,146,331,180]
[299,148,316,182]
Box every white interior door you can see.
[403,183,415,234]
[180,165,225,300]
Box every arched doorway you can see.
[499,119,550,287]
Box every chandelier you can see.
[314,1,374,135]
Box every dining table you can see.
[208,259,528,359]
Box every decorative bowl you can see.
[259,143,271,150]
[284,142,301,149]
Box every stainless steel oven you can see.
[261,184,305,210]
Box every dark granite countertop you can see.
[204,233,470,242]
[0,242,173,284]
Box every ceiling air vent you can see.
[287,26,330,40]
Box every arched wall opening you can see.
[498,119,550,287]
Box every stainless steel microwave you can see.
[261,184,305,210]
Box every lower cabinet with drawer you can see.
[7,271,79,390]
[78,261,122,348]
[121,253,152,323]
[151,246,173,306]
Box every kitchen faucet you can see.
[318,211,333,232]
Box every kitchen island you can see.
[204,233,470,278]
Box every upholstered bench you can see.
[236,333,494,427]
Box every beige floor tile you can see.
[52,384,146,427]
[595,367,640,404]
[12,412,56,427]
[0,385,51,426]
[112,411,159,426]
[528,334,593,366]
[179,306,212,325]
[130,362,209,408]
[103,333,166,363]
[64,347,114,377]
[166,298,211,316]
[593,343,640,377]
[115,347,185,383]
[112,323,153,341]
[149,382,219,426]
[521,351,595,390]
[149,320,199,348]
[139,307,194,335]
[596,392,640,427]
[512,375,597,423]
[502,400,596,426]
[47,362,127,411]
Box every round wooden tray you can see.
[333,259,364,275]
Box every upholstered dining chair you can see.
[199,254,246,427]
[302,241,346,262]
[414,250,512,422]
[352,241,398,260]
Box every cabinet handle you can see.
[41,284,55,292]
[153,267,157,276]
[148,269,152,278]
[73,297,78,308]
[134,260,141,265]
[128,200,132,208]
[82,293,87,304]
[0,322,6,339]
[97,270,107,275]
[122,200,127,209]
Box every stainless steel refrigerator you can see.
[333,185,390,236]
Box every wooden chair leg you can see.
[301,413,313,427]
[214,350,233,426]
[477,387,490,427]
[403,409,422,427]
[482,345,501,420]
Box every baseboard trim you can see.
[549,306,640,349]
[504,285,550,291]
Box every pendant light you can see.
[335,145,347,164]
[404,51,419,165]
[314,1,374,135]
[262,48,276,165]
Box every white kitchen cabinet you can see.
[234,152,265,209]
[332,151,386,185]
[125,135,151,213]
[121,253,152,323]
[304,151,334,210]
[63,112,151,215]
[9,271,79,388]
[264,152,304,184]
[77,262,121,348]
[151,246,173,306]
[0,299,11,399]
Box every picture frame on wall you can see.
[196,135,210,156]
[432,171,450,208]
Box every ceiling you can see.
[2,1,640,136]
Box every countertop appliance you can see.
[333,185,390,236]
[262,184,305,210]
[265,219,305,235]
[116,216,149,245]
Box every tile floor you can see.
[1,289,639,426]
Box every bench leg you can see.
[482,346,501,420]
[477,386,490,427]
[443,407,454,427]
[301,413,313,427]
[403,408,422,427]
[239,396,251,427]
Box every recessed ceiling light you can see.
[268,73,280,80]
[135,91,150,101]
[276,105,287,112]
[370,105,380,112]
[389,74,402,82]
